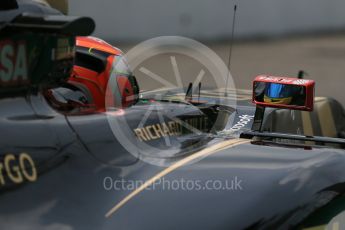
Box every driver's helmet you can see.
[68,36,139,111]
[264,83,294,105]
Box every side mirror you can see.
[253,75,315,111]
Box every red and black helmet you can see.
[69,36,139,111]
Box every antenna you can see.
[298,70,307,79]
[224,4,238,97]
[185,82,193,101]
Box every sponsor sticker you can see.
[0,41,28,85]
[0,153,37,187]
[134,117,209,142]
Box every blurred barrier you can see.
[70,0,345,41]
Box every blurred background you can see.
[69,0,345,106]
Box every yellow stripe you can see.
[303,225,326,230]
[301,111,314,136]
[316,99,337,137]
[315,97,326,103]
[45,0,69,14]
[105,138,250,218]
[301,111,314,145]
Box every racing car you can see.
[1,0,345,229]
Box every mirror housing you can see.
[252,75,315,111]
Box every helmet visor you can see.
[265,83,293,98]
